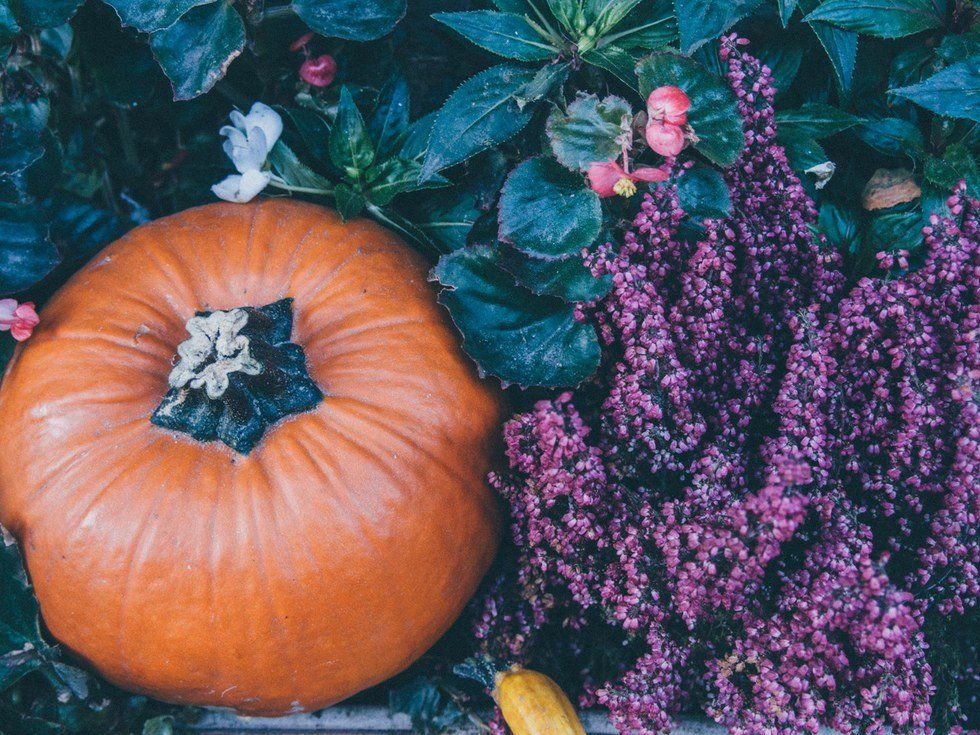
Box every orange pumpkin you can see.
[0,200,502,715]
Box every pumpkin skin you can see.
[0,200,503,715]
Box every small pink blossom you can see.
[300,54,337,87]
[0,299,39,341]
[290,32,315,53]
[588,160,668,198]
[645,85,691,157]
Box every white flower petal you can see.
[228,110,248,131]
[211,170,272,203]
[244,102,282,150]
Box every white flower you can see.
[211,169,273,203]
[213,102,282,203]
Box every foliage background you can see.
[0,0,977,732]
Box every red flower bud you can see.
[300,54,337,88]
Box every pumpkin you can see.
[0,200,503,715]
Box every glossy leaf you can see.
[855,117,924,158]
[0,207,60,294]
[0,3,19,51]
[499,248,612,302]
[268,142,334,190]
[433,11,557,61]
[514,61,572,107]
[674,0,763,54]
[890,60,980,123]
[103,0,211,32]
[603,0,675,50]
[547,93,632,172]
[636,51,744,166]
[6,0,83,28]
[328,87,375,172]
[804,0,942,39]
[420,64,538,180]
[498,157,602,260]
[335,183,366,220]
[776,102,862,138]
[675,164,732,221]
[778,127,829,175]
[366,158,446,206]
[0,121,44,175]
[817,202,861,254]
[582,45,639,89]
[923,143,980,197]
[150,1,245,100]
[801,0,858,91]
[778,0,799,25]
[293,0,406,41]
[370,76,411,160]
[433,244,601,387]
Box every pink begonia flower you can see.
[0,299,39,341]
[300,54,337,87]
[587,160,668,198]
[645,85,691,157]
[290,32,315,53]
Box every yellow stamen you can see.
[613,177,637,197]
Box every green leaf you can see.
[936,31,980,64]
[293,0,406,41]
[433,11,557,61]
[776,102,862,138]
[142,716,175,735]
[924,143,980,197]
[0,206,60,294]
[329,87,375,172]
[6,0,83,28]
[514,61,572,107]
[804,0,942,38]
[778,127,830,176]
[103,0,212,32]
[366,157,445,206]
[433,244,601,387]
[335,183,366,220]
[370,76,411,160]
[499,248,611,301]
[547,93,632,172]
[816,202,861,254]
[498,157,602,259]
[756,36,805,94]
[389,677,464,735]
[544,0,578,34]
[582,45,639,89]
[601,0,675,50]
[778,0,799,25]
[0,3,19,52]
[0,120,44,175]
[674,164,732,221]
[868,210,923,252]
[0,528,43,652]
[279,107,334,168]
[268,142,334,190]
[890,59,980,123]
[400,113,437,162]
[674,0,762,54]
[801,0,858,91]
[421,64,538,180]
[855,116,924,158]
[150,1,245,100]
[636,51,744,166]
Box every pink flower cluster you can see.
[477,38,978,735]
[0,299,39,341]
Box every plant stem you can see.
[256,4,293,21]
[269,179,335,196]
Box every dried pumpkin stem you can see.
[150,298,323,454]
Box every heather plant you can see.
[477,39,978,735]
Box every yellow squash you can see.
[493,667,587,735]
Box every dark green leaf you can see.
[582,44,639,89]
[804,0,942,39]
[776,102,862,138]
[389,677,463,735]
[0,528,43,652]
[498,157,602,259]
[855,116,924,158]
[778,0,799,25]
[142,716,175,735]
[328,87,375,172]
[636,51,744,166]
[924,143,979,197]
[547,93,632,172]
[817,202,861,254]
[268,142,334,190]
[515,61,572,108]
[888,45,935,88]
[335,183,366,220]
[103,0,211,32]
[936,32,980,64]
[603,0,675,50]
[420,64,538,180]
[366,157,445,206]
[433,244,601,387]
[6,0,83,28]
[755,37,805,94]
[675,164,731,221]
[499,247,611,301]
[890,59,980,123]
[150,1,245,100]
[544,0,578,33]
[674,0,763,54]
[0,3,19,52]
[868,210,923,251]
[802,0,858,92]
[0,121,44,175]
[0,206,60,294]
[433,11,557,61]
[279,107,334,168]
[293,0,406,41]
[400,113,437,162]
[778,127,830,174]
[370,76,411,160]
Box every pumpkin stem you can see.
[150,298,323,454]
